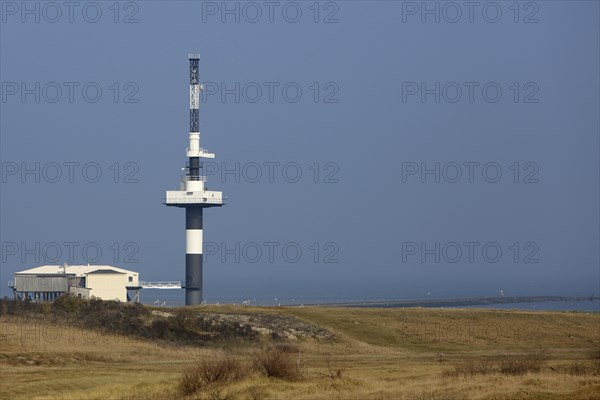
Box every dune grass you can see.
[1,304,598,399]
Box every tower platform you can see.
[163,190,225,207]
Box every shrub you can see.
[327,367,343,380]
[498,352,546,375]
[198,353,246,384]
[444,352,547,377]
[0,297,297,346]
[558,357,600,376]
[444,359,494,377]
[179,365,204,396]
[565,362,589,376]
[52,293,86,315]
[253,346,304,380]
[0,298,45,316]
[178,353,246,396]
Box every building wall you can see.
[14,275,68,292]
[69,286,90,299]
[86,273,127,301]
[125,272,139,286]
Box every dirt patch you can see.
[195,313,336,341]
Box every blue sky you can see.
[1,1,598,303]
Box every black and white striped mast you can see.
[164,54,224,306]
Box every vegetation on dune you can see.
[179,352,248,396]
[443,351,548,376]
[178,347,305,398]
[1,297,599,400]
[0,295,333,346]
[252,345,305,380]
[1,294,151,334]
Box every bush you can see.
[198,353,246,384]
[542,348,599,376]
[443,359,494,377]
[178,353,246,396]
[498,352,546,375]
[253,346,304,380]
[445,352,547,377]
[564,362,589,376]
[179,366,204,396]
[52,293,86,315]
[0,297,286,346]
[0,298,46,316]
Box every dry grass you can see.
[443,359,496,376]
[252,346,305,380]
[1,303,599,400]
[179,352,247,395]
[498,352,547,375]
[444,351,547,377]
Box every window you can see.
[128,276,133,282]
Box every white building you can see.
[11,264,140,302]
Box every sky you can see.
[1,1,598,304]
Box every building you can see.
[10,264,140,302]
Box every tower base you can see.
[185,207,203,305]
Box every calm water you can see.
[140,291,385,307]
[450,300,600,312]
[140,290,599,312]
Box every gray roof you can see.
[86,269,126,275]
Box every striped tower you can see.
[164,54,225,305]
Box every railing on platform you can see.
[139,281,183,289]
[162,196,226,205]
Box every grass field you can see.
[1,301,599,400]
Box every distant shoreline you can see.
[309,296,600,309]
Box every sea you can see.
[449,300,600,312]
[139,290,600,312]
